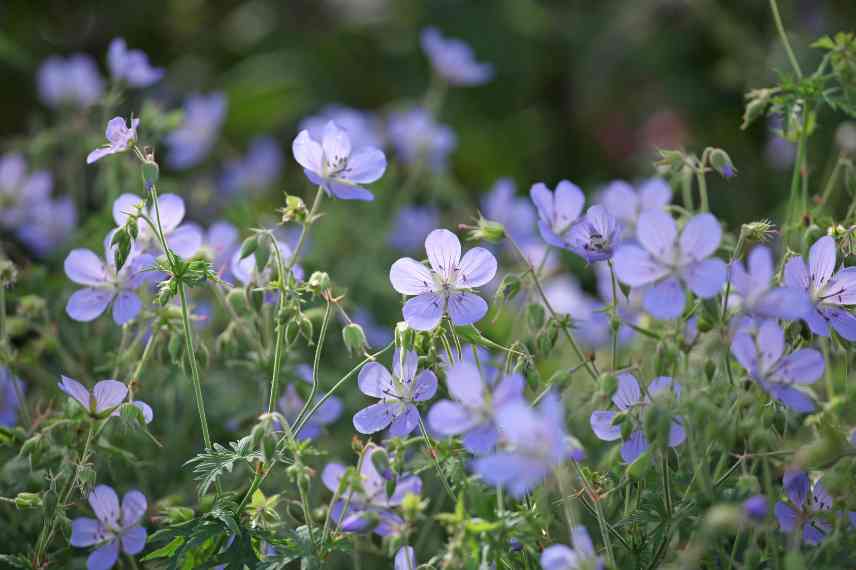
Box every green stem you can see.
[573,461,616,567]
[819,155,845,211]
[292,300,332,433]
[178,283,212,451]
[418,415,455,502]
[608,260,620,371]
[768,0,803,80]
[128,330,158,401]
[507,236,599,382]
[695,163,710,213]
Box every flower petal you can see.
[345,147,386,183]
[783,256,809,290]
[554,180,585,229]
[636,209,677,262]
[322,464,347,493]
[121,490,147,527]
[679,213,721,261]
[357,362,395,399]
[71,518,104,547]
[121,525,147,555]
[620,430,648,463]
[730,332,758,376]
[112,291,142,325]
[822,267,856,305]
[757,320,785,370]
[89,485,121,527]
[428,400,473,436]
[87,539,119,570]
[425,229,461,279]
[321,121,352,164]
[388,405,419,437]
[390,258,434,295]
[352,402,397,434]
[776,349,824,385]
[590,410,621,441]
[167,224,203,258]
[540,545,578,570]
[643,277,685,320]
[112,193,142,226]
[775,501,799,533]
[412,370,438,401]
[783,470,809,508]
[93,380,128,414]
[455,247,497,289]
[808,236,836,290]
[155,194,186,232]
[682,258,726,299]
[58,375,92,410]
[65,249,107,286]
[392,349,419,383]
[402,293,444,331]
[395,546,416,570]
[529,182,555,226]
[445,361,485,407]
[446,292,488,326]
[753,287,812,320]
[292,130,323,173]
[613,373,641,410]
[614,245,669,287]
[67,288,113,322]
[324,178,375,201]
[462,424,498,454]
[823,305,856,341]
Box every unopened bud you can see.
[709,148,737,178]
[343,323,368,356]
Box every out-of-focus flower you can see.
[166,93,227,169]
[70,485,147,570]
[322,443,421,536]
[590,373,685,463]
[389,229,497,331]
[388,205,439,252]
[481,178,537,244]
[0,368,25,427]
[472,391,584,498]
[204,221,238,279]
[17,197,77,257]
[64,231,155,325]
[0,154,53,231]
[614,211,727,320]
[784,236,856,340]
[541,525,604,570]
[395,546,417,570]
[300,105,383,150]
[387,107,456,172]
[230,239,303,288]
[220,136,283,196]
[87,116,140,164]
[58,376,125,416]
[598,178,671,237]
[107,38,164,87]
[775,471,834,545]
[544,276,635,349]
[292,121,387,201]
[37,54,104,108]
[730,320,823,413]
[112,193,203,258]
[351,307,394,348]
[279,364,343,440]
[420,27,493,86]
[744,495,768,522]
[353,349,437,436]
[427,360,524,454]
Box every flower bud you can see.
[14,492,42,509]
[280,194,308,224]
[401,492,424,520]
[704,505,742,532]
[226,288,250,314]
[343,323,368,356]
[142,159,159,190]
[526,303,546,331]
[308,271,330,292]
[239,235,258,260]
[709,148,737,178]
[601,373,618,397]
[464,215,505,243]
[740,220,776,243]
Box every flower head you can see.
[481,178,537,244]
[530,180,585,248]
[322,444,421,536]
[353,350,437,436]
[17,196,77,257]
[614,211,727,320]
[0,153,53,231]
[64,231,155,324]
[387,107,456,173]
[744,495,769,522]
[728,245,811,322]
[70,485,147,570]
[598,178,672,236]
[292,121,387,201]
[87,116,140,164]
[590,373,685,463]
[472,391,584,498]
[775,471,834,545]
[730,320,823,413]
[220,136,283,196]
[566,205,623,263]
[420,27,493,86]
[389,229,497,331]
[0,368,25,427]
[37,54,103,108]
[541,525,604,570]
[107,38,163,87]
[112,193,203,258]
[166,93,227,169]
[783,236,856,340]
[427,360,524,454]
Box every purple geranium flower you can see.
[0,368,25,427]
[390,229,497,331]
[775,471,834,545]
[427,360,524,454]
[744,495,768,522]
[353,350,437,436]
[598,178,671,236]
[70,485,147,570]
[107,38,164,87]
[37,54,103,108]
[614,211,727,320]
[87,116,140,164]
[64,231,155,324]
[783,236,856,340]
[300,105,384,150]
[530,180,585,248]
[58,376,126,416]
[166,92,227,169]
[279,364,343,440]
[541,525,604,570]
[544,276,635,350]
[472,391,584,498]
[420,28,493,86]
[112,193,203,258]
[389,205,440,253]
[220,136,283,196]
[481,178,537,244]
[0,153,53,231]
[590,373,685,463]
[322,443,421,536]
[17,196,77,257]
[730,320,823,413]
[395,546,416,570]
[566,205,623,263]
[387,107,456,173]
[728,245,812,322]
[292,120,387,201]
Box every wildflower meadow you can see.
[3,2,856,568]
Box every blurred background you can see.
[2,1,856,564]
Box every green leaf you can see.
[184,436,262,496]
[141,536,185,561]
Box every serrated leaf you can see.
[141,536,185,561]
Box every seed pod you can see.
[343,323,368,355]
[239,235,258,260]
[526,303,546,331]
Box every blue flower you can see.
[388,205,439,252]
[70,485,147,570]
[37,54,103,108]
[220,136,283,196]
[107,38,164,87]
[387,107,456,173]
[775,471,834,545]
[541,526,604,570]
[299,105,383,150]
[0,368,25,427]
[166,93,227,169]
[292,121,387,201]
[420,28,493,86]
